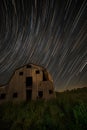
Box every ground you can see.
[0,87,87,130]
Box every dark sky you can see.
[0,0,87,91]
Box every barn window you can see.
[49,90,53,94]
[36,70,40,74]
[13,92,18,98]
[19,72,23,75]
[26,77,32,87]
[26,65,31,68]
[0,93,6,99]
[38,91,43,98]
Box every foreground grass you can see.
[0,87,87,130]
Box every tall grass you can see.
[0,87,87,130]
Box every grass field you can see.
[0,87,87,130]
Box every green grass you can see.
[0,87,87,130]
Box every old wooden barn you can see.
[0,64,55,103]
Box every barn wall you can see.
[38,81,55,100]
[8,68,26,102]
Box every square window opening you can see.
[0,93,6,99]
[49,90,53,94]
[13,92,18,98]
[36,70,40,74]
[19,72,23,75]
[26,65,31,68]
[38,91,43,98]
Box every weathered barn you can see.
[0,64,55,103]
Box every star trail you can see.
[0,0,87,91]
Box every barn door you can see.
[26,90,32,100]
[26,77,32,87]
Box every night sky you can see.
[0,0,87,91]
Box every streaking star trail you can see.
[0,0,87,91]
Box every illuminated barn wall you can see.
[0,64,55,103]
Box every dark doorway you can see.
[38,91,43,98]
[26,77,32,87]
[0,93,6,100]
[26,90,32,100]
